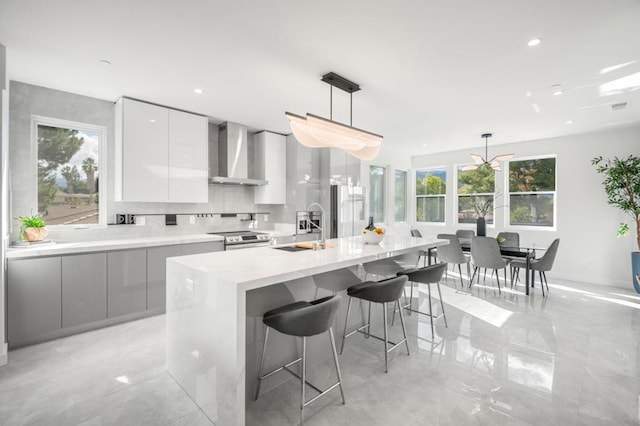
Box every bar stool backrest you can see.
[264,295,342,337]
[401,262,447,284]
[410,229,422,237]
[347,276,408,303]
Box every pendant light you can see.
[286,72,383,160]
[462,133,514,171]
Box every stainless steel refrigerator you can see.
[329,184,366,238]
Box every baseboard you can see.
[547,271,629,290]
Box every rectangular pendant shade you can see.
[285,112,382,160]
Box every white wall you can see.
[1,44,8,365]
[412,125,640,288]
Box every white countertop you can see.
[6,234,225,259]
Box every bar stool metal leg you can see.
[382,302,389,373]
[300,336,306,426]
[427,282,434,337]
[340,297,353,355]
[397,299,410,356]
[255,326,270,401]
[435,281,448,327]
[328,327,346,404]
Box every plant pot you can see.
[23,227,48,242]
[632,252,640,294]
[476,217,486,237]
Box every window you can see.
[416,168,446,222]
[457,164,495,224]
[369,165,385,223]
[508,157,556,227]
[394,170,407,222]
[34,116,105,226]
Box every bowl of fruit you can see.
[362,227,385,244]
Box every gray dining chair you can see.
[411,229,436,267]
[497,232,520,248]
[435,234,471,288]
[511,239,560,297]
[470,236,511,293]
[455,229,475,242]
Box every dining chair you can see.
[497,232,520,248]
[435,234,471,288]
[511,239,560,297]
[470,236,511,293]
[455,229,475,242]
[411,229,435,267]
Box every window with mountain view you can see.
[36,118,104,226]
[508,157,556,227]
[416,168,446,222]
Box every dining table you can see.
[427,239,543,295]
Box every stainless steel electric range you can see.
[207,231,273,250]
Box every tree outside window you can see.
[37,122,101,225]
[416,168,446,222]
[508,157,556,227]
[457,163,495,224]
[394,170,407,222]
[369,166,386,223]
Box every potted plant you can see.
[19,214,48,242]
[592,155,640,292]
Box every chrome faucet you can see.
[307,202,326,249]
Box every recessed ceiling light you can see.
[98,59,112,65]
[525,91,532,97]
[532,103,541,113]
[565,120,573,124]
[551,84,563,96]
[194,88,204,94]
[149,119,156,123]
[527,38,542,47]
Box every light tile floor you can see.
[1,275,639,426]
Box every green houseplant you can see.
[19,214,48,242]
[592,155,640,292]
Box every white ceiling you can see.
[1,0,639,156]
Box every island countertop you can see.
[166,234,448,426]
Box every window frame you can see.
[455,163,496,227]
[415,166,447,225]
[31,115,107,229]
[394,169,408,223]
[369,165,386,223]
[505,154,557,231]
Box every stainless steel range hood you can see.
[209,122,268,186]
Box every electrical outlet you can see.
[189,215,196,225]
[264,214,269,222]
[136,217,146,226]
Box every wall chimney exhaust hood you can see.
[209,122,268,186]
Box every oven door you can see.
[225,241,272,251]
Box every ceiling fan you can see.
[462,133,514,171]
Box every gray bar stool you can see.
[340,276,410,373]
[396,263,448,338]
[255,295,345,425]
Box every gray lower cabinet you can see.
[7,257,62,347]
[147,245,181,311]
[62,253,107,328]
[107,249,147,318]
[180,241,223,256]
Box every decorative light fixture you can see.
[462,133,514,171]
[286,72,383,160]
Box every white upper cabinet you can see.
[168,109,208,202]
[115,98,208,203]
[254,131,286,205]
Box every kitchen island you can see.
[166,235,447,425]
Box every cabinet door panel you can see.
[169,110,208,202]
[147,245,181,311]
[8,257,62,345]
[107,249,147,318]
[254,132,286,204]
[62,253,107,328]
[180,242,223,256]
[122,99,169,202]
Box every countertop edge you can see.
[6,234,225,259]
